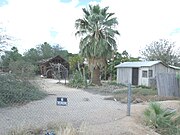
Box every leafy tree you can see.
[106,51,140,80]
[141,39,180,65]
[52,44,69,60]
[1,47,22,67]
[52,44,62,56]
[75,4,120,85]
[68,54,84,73]
[23,42,69,76]
[24,42,68,64]
[23,48,41,64]
[36,42,53,59]
[8,47,22,61]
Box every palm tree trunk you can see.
[91,67,101,85]
[104,66,107,80]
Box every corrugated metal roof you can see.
[115,61,162,68]
[169,65,180,70]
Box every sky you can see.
[0,0,180,57]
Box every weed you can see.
[8,122,88,135]
[68,71,84,88]
[107,81,127,87]
[0,74,47,107]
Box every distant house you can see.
[115,61,180,86]
[38,55,69,78]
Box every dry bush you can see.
[8,122,89,135]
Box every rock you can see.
[133,98,143,104]
[114,98,117,101]
[120,97,128,103]
[83,98,90,101]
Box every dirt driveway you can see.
[0,78,163,135]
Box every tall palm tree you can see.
[75,4,120,85]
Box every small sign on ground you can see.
[56,97,68,106]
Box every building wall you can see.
[117,63,180,86]
[153,63,168,76]
[117,67,132,84]
[139,67,149,86]
[139,63,168,86]
[140,63,178,86]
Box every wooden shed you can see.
[115,61,180,86]
[38,55,69,78]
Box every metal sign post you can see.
[127,83,132,116]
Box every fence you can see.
[2,73,180,135]
[0,74,129,135]
[127,84,132,116]
[156,73,180,97]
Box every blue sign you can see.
[56,97,68,106]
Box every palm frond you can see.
[82,8,90,16]
[105,13,115,20]
[92,4,101,15]
[75,4,120,70]
[103,18,118,26]
[101,6,109,16]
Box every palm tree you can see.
[75,4,120,85]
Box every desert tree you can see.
[141,39,180,66]
[75,4,120,85]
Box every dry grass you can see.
[8,122,88,135]
[84,82,180,103]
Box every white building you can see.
[115,61,180,86]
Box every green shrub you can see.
[113,88,157,96]
[9,60,37,80]
[68,71,84,88]
[144,102,180,135]
[137,85,151,89]
[132,88,157,96]
[0,74,47,107]
[107,81,127,87]
[176,73,180,80]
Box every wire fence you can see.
[0,76,129,135]
[1,57,180,135]
[1,73,180,135]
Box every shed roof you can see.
[38,55,67,64]
[115,61,162,68]
[169,65,180,70]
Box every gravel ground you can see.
[0,78,163,135]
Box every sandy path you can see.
[0,79,127,135]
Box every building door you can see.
[132,68,139,85]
